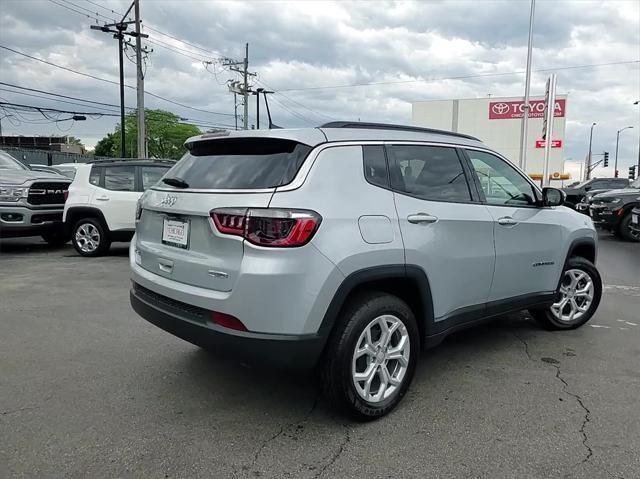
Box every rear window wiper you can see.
[162,177,189,188]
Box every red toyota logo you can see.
[491,103,510,115]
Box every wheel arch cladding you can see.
[568,238,596,265]
[66,207,108,230]
[317,265,434,351]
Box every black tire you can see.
[71,218,110,257]
[41,230,70,246]
[619,213,640,242]
[530,256,602,330]
[321,292,420,421]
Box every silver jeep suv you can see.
[130,122,601,419]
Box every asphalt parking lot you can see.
[1,232,638,479]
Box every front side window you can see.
[387,145,472,202]
[141,166,170,190]
[104,166,135,191]
[466,150,538,207]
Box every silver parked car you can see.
[130,122,602,419]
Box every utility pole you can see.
[233,92,238,130]
[615,126,634,177]
[243,43,249,129]
[223,44,255,129]
[518,0,536,171]
[134,0,146,158]
[254,88,263,129]
[586,122,596,180]
[90,0,147,158]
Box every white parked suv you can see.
[64,159,171,256]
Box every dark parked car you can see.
[589,178,640,242]
[630,206,640,238]
[562,177,630,209]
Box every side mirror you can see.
[542,187,566,207]
[584,186,591,191]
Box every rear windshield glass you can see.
[164,138,313,189]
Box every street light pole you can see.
[586,122,596,180]
[635,101,640,173]
[518,0,536,172]
[614,126,633,177]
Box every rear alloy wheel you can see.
[619,213,640,242]
[530,257,602,330]
[72,218,110,257]
[322,292,419,420]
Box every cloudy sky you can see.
[1,0,638,176]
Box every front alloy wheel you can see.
[550,269,595,322]
[530,256,602,330]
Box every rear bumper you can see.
[130,283,325,370]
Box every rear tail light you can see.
[210,208,321,247]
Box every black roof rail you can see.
[319,121,480,141]
[86,158,175,164]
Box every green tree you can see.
[93,132,116,157]
[108,109,202,160]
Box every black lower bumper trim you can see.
[130,288,325,370]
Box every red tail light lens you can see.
[210,208,321,247]
[211,208,247,235]
[211,311,248,331]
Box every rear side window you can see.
[104,166,135,191]
[363,145,389,188]
[89,166,102,186]
[387,145,472,202]
[165,138,313,189]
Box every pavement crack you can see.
[314,423,350,478]
[550,364,593,464]
[1,406,37,415]
[250,388,321,472]
[511,330,535,362]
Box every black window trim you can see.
[460,147,544,209]
[383,143,480,205]
[362,145,392,190]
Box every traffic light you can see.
[603,151,609,167]
[630,165,637,180]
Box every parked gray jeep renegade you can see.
[130,122,601,419]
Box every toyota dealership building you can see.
[411,95,568,180]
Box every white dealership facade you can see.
[411,95,569,181]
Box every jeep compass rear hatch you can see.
[136,138,313,291]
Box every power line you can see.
[71,0,222,58]
[256,78,333,122]
[0,85,235,129]
[279,60,640,92]
[0,45,235,118]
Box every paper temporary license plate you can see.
[162,218,189,249]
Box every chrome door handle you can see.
[498,216,518,226]
[95,196,110,201]
[407,213,438,224]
